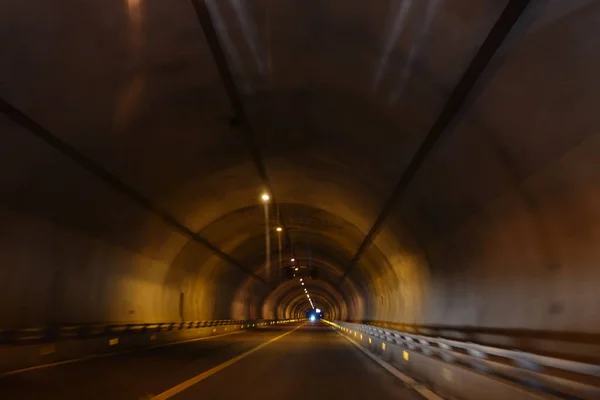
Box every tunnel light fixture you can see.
[276,227,282,232]
[294,267,299,271]
[300,278,303,281]
[291,258,295,262]
[301,282,304,285]
[261,193,270,202]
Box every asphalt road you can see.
[0,322,423,400]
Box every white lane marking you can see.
[151,324,305,400]
[0,330,244,377]
[334,329,443,400]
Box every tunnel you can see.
[1,0,600,399]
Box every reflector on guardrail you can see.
[328,320,600,399]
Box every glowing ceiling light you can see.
[295,268,299,271]
[291,258,295,262]
[315,308,321,313]
[261,194,270,202]
[276,227,282,232]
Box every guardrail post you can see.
[466,348,493,374]
[0,329,15,345]
[511,351,544,391]
[418,339,433,356]
[77,325,90,338]
[405,336,417,351]
[43,325,61,342]
[437,342,455,363]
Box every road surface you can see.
[0,322,424,399]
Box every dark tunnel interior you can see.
[1,0,600,353]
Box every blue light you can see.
[310,315,316,322]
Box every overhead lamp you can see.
[291,258,295,262]
[295,268,299,271]
[261,194,270,202]
[276,227,282,232]
[301,283,304,285]
[300,279,303,281]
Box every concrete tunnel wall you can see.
[1,0,600,334]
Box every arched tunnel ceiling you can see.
[1,0,600,332]
[0,0,507,237]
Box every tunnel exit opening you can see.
[306,308,324,321]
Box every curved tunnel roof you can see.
[1,0,600,333]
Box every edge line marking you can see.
[151,324,304,399]
[332,328,443,400]
[1,330,245,377]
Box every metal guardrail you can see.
[0,319,300,345]
[356,320,600,364]
[329,321,600,400]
